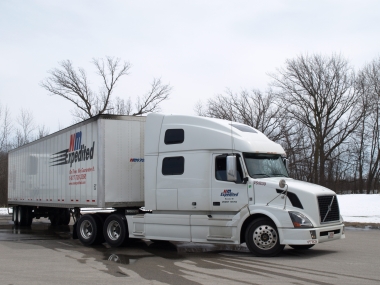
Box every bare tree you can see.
[353,57,380,193]
[195,88,286,141]
[109,97,132,115]
[41,57,131,120]
[132,78,172,116]
[41,57,172,120]
[0,103,12,206]
[0,103,12,152]
[36,125,50,140]
[108,78,172,116]
[14,109,36,147]
[270,54,364,186]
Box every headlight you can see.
[289,211,314,228]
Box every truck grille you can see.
[317,195,340,223]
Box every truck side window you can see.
[162,156,185,175]
[215,155,243,183]
[164,129,184,144]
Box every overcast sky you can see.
[1,0,380,133]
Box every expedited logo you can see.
[130,158,144,162]
[50,131,95,167]
[220,189,239,197]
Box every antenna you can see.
[229,110,234,155]
[230,120,233,155]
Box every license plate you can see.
[328,232,334,238]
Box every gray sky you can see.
[1,0,379,133]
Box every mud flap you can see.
[72,221,78,239]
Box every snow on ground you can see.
[0,208,10,215]
[1,194,379,223]
[337,194,380,223]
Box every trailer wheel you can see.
[289,244,315,250]
[24,206,33,226]
[17,206,23,225]
[13,206,19,226]
[245,218,284,257]
[17,206,32,226]
[77,214,103,246]
[103,214,128,247]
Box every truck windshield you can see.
[243,153,289,179]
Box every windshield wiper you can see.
[271,173,289,177]
[253,173,270,178]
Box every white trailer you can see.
[8,113,345,256]
[8,115,145,225]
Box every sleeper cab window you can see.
[162,156,185,175]
[164,129,184,144]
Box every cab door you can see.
[211,154,248,211]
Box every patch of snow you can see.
[337,194,380,223]
[0,208,11,215]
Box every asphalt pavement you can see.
[0,215,379,285]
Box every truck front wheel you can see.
[245,218,284,257]
[77,214,103,245]
[103,214,128,247]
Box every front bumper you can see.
[278,223,345,245]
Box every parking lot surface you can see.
[0,215,379,285]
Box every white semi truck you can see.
[8,114,345,256]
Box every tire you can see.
[13,206,19,226]
[245,217,285,257]
[17,206,31,226]
[289,244,315,250]
[103,214,128,247]
[76,214,103,246]
[24,206,33,226]
[17,206,23,225]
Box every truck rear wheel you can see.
[103,214,128,247]
[77,214,103,246]
[245,218,284,257]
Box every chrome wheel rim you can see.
[107,220,121,241]
[253,225,278,250]
[79,220,93,239]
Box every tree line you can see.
[1,53,378,205]
[196,54,380,194]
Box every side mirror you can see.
[282,157,289,171]
[226,155,237,182]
